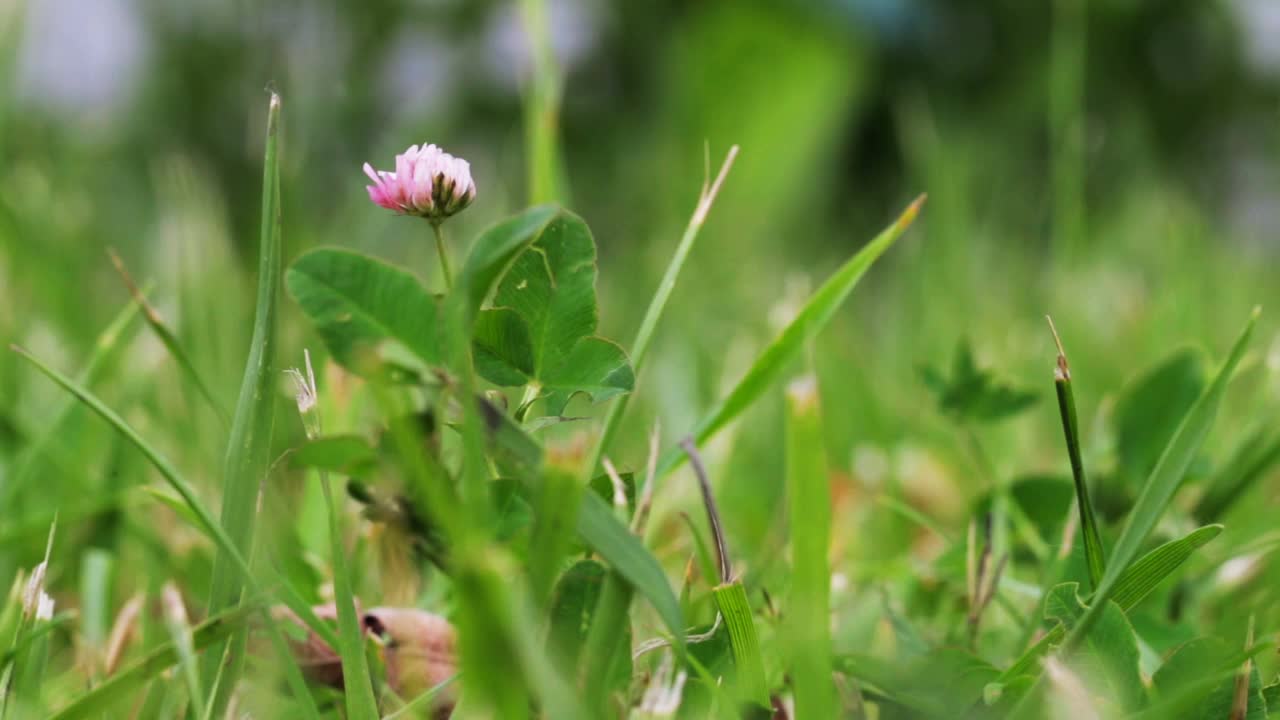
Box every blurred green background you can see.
[3,0,1280,669]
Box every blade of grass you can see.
[785,376,836,717]
[712,581,769,709]
[383,673,458,720]
[586,145,739,475]
[49,604,258,720]
[160,583,205,715]
[1,293,144,513]
[291,348,378,720]
[3,522,56,717]
[1047,316,1105,589]
[1109,523,1222,610]
[657,194,926,476]
[321,468,379,719]
[1064,308,1258,652]
[1193,427,1280,523]
[202,91,283,714]
[519,0,565,204]
[107,247,230,426]
[576,495,684,646]
[79,549,113,680]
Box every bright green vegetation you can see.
[3,3,1280,718]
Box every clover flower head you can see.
[363,143,476,222]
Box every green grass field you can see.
[2,2,1279,718]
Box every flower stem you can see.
[431,221,453,291]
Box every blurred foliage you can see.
[3,0,1280,714]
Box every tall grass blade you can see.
[657,194,925,475]
[519,0,564,204]
[784,376,836,717]
[1048,316,1106,589]
[322,470,379,719]
[587,146,739,474]
[1065,307,1257,651]
[202,91,284,713]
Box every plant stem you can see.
[432,221,453,291]
[585,146,739,476]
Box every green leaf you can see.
[477,394,544,478]
[1109,524,1222,610]
[528,466,584,604]
[1114,348,1206,484]
[475,211,634,415]
[923,339,1039,423]
[449,205,562,334]
[658,195,925,475]
[1150,637,1267,720]
[1043,583,1143,712]
[203,92,284,714]
[1262,681,1279,710]
[575,493,684,650]
[286,248,440,374]
[473,308,533,385]
[839,649,1000,717]
[784,376,836,718]
[999,524,1222,682]
[712,581,770,709]
[289,435,378,476]
[547,560,614,672]
[1067,309,1257,650]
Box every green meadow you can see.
[1,2,1278,717]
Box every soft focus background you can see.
[3,0,1280,706]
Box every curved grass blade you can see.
[1,294,144,512]
[202,92,284,714]
[657,194,925,475]
[9,346,338,651]
[1065,308,1258,651]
